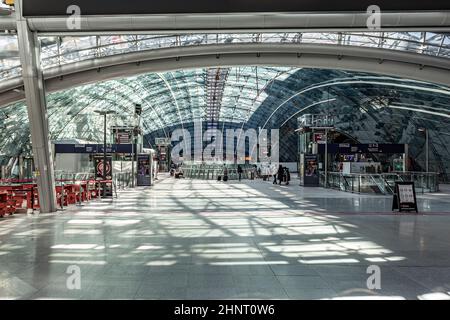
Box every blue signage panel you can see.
[317,144,405,155]
[55,144,134,154]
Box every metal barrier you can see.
[114,171,133,190]
[0,171,129,216]
[320,171,439,194]
[54,172,95,185]
[181,164,257,181]
[55,171,133,192]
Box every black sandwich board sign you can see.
[392,182,418,213]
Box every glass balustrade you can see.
[320,171,439,194]
[181,163,257,180]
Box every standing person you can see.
[153,160,159,181]
[285,167,291,185]
[237,165,243,181]
[170,161,175,177]
[223,165,229,182]
[277,165,284,185]
[272,163,278,184]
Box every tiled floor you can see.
[1,175,450,300]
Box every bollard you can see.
[97,182,102,200]
[77,185,83,207]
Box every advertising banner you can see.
[137,154,152,186]
[94,156,113,197]
[303,154,320,187]
[94,156,112,180]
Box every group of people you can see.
[216,163,290,185]
[272,164,291,185]
[170,162,184,178]
[218,165,245,182]
[257,163,291,185]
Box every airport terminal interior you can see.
[1,0,450,300]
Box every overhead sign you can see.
[313,133,325,143]
[155,138,171,146]
[55,144,133,154]
[116,133,130,144]
[318,144,406,155]
[392,182,418,213]
[112,127,133,144]
[23,0,450,16]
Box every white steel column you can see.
[16,0,57,213]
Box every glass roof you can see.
[1,32,450,81]
[0,66,296,152]
[0,34,20,78]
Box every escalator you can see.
[341,175,352,192]
[382,176,396,194]
[368,175,384,194]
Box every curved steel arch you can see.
[2,11,450,33]
[1,43,450,108]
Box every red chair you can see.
[11,191,27,213]
[21,184,35,209]
[0,192,8,217]
[55,186,68,207]
[65,185,78,204]
[80,182,89,202]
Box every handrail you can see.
[327,172,439,177]
[381,176,395,194]
[341,175,350,191]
